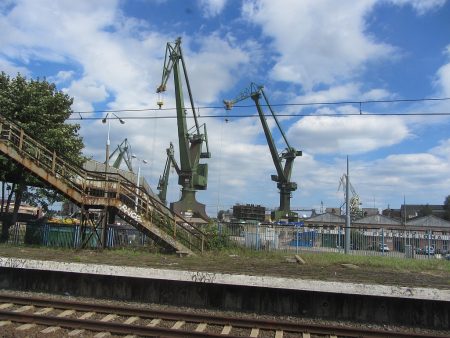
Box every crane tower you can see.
[224,83,302,222]
[156,37,210,220]
[338,174,363,220]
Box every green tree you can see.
[0,72,85,241]
[444,195,450,221]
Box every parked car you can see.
[417,246,435,255]
[378,243,390,252]
[435,248,448,255]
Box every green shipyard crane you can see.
[156,37,210,220]
[224,83,302,222]
[108,138,134,171]
[157,142,180,206]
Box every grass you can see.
[0,244,449,288]
[211,246,450,269]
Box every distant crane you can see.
[108,138,134,171]
[157,142,180,206]
[156,37,210,220]
[224,83,302,222]
[338,174,363,220]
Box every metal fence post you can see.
[256,223,260,251]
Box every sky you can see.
[1,0,450,217]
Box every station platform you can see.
[0,256,448,301]
[0,256,449,329]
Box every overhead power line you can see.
[68,111,450,121]
[72,96,450,115]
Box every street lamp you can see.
[101,112,125,249]
[102,112,125,171]
[131,154,148,212]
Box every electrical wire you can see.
[68,111,450,121]
[71,96,450,115]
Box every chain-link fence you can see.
[2,221,449,260]
[2,222,152,249]
[218,222,450,259]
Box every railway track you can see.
[0,294,445,338]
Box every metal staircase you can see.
[0,115,208,254]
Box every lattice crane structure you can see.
[224,83,302,222]
[156,37,210,220]
[108,138,134,171]
[338,174,363,220]
[157,142,179,206]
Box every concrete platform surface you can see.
[1,256,448,302]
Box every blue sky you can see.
[1,0,450,216]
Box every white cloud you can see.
[64,77,110,112]
[0,57,29,75]
[242,0,395,89]
[387,0,447,15]
[185,35,250,104]
[287,113,410,155]
[435,45,450,96]
[430,138,450,159]
[288,83,393,106]
[198,0,227,17]
[48,70,75,85]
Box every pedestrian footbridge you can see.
[0,115,208,255]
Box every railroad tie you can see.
[0,303,13,309]
[123,316,140,324]
[41,326,61,334]
[302,333,310,338]
[16,323,36,331]
[34,307,54,315]
[78,311,95,319]
[100,314,118,322]
[92,316,115,338]
[250,328,259,337]
[0,321,12,327]
[57,309,76,317]
[13,305,34,313]
[275,330,284,338]
[172,320,185,329]
[195,323,208,332]
[68,329,85,336]
[221,324,232,335]
[123,335,137,338]
[147,318,161,327]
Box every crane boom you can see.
[108,138,133,171]
[157,142,180,206]
[156,37,210,220]
[224,83,302,221]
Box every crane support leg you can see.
[170,188,208,220]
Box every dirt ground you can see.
[0,245,449,289]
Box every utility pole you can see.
[345,156,351,254]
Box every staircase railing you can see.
[0,115,209,253]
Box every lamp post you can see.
[131,154,148,212]
[102,113,125,172]
[101,113,125,249]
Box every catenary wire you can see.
[71,96,450,115]
[68,111,450,121]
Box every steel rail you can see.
[0,310,242,338]
[0,294,445,338]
